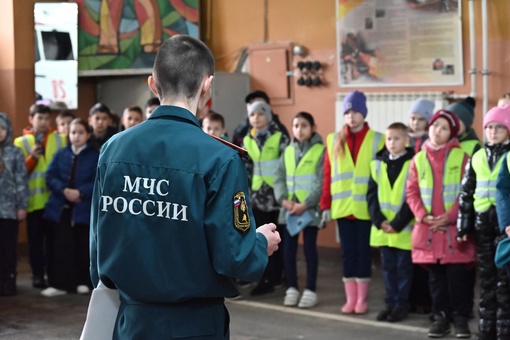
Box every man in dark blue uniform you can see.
[89,35,281,339]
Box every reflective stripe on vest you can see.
[472,148,504,212]
[285,143,325,203]
[369,159,414,250]
[326,130,384,220]
[413,148,464,213]
[14,132,67,212]
[460,139,481,157]
[244,132,282,190]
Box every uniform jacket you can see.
[274,132,324,226]
[43,143,99,225]
[243,120,290,212]
[406,139,475,264]
[367,147,415,232]
[90,105,269,303]
[0,112,28,220]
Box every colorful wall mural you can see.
[73,0,199,74]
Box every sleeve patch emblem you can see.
[233,192,250,232]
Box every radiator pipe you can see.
[481,0,490,115]
[468,0,477,99]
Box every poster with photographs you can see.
[337,0,463,87]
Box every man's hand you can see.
[505,225,510,238]
[256,223,281,256]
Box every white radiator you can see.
[335,92,447,134]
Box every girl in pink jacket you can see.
[406,109,475,339]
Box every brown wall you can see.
[205,0,510,247]
[2,0,510,247]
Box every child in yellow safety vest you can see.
[367,122,415,323]
[406,109,474,339]
[274,112,325,309]
[243,100,290,296]
[466,105,510,339]
[320,90,385,314]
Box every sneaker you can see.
[41,287,67,297]
[283,287,300,306]
[453,317,471,338]
[77,285,90,294]
[428,312,451,338]
[387,307,408,322]
[376,307,393,321]
[298,289,317,308]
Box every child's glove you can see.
[318,209,331,229]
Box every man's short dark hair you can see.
[145,97,160,108]
[153,36,214,102]
[29,104,51,117]
[245,90,270,105]
[89,102,112,117]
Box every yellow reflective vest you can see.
[284,143,325,203]
[414,148,465,213]
[244,132,282,190]
[460,139,481,157]
[369,159,413,250]
[472,148,504,213]
[14,132,66,212]
[326,129,384,220]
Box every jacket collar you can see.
[148,105,200,128]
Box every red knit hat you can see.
[429,109,460,139]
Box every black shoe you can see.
[428,312,451,338]
[1,274,16,296]
[250,282,274,296]
[32,275,47,289]
[387,307,408,322]
[453,317,471,338]
[376,307,392,321]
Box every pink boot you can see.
[341,279,357,314]
[354,280,369,314]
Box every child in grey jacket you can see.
[0,112,28,296]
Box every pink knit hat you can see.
[483,105,510,132]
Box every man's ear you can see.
[148,75,159,97]
[198,75,214,108]
[202,75,213,98]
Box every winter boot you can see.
[354,279,369,314]
[341,278,357,314]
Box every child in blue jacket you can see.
[42,118,99,297]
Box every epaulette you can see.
[209,134,249,160]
